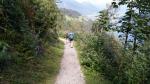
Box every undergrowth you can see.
[76,33,112,84]
[76,32,150,84]
[0,40,64,84]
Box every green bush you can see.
[76,32,150,84]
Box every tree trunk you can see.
[124,31,129,49]
[133,34,137,51]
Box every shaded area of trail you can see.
[55,39,85,84]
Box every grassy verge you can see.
[76,44,111,84]
[83,68,111,84]
[75,34,112,84]
[0,40,64,84]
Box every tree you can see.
[92,9,110,34]
[0,0,60,69]
[112,0,150,50]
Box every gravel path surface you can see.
[55,40,85,84]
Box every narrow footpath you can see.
[55,38,85,84]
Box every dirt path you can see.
[55,38,85,84]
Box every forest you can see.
[0,0,63,84]
[0,0,150,84]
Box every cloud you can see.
[75,0,113,7]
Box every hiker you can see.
[68,32,75,48]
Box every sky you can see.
[57,0,114,19]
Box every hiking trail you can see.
[55,38,85,84]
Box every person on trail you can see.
[68,32,75,48]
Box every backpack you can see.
[68,32,74,39]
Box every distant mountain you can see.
[57,0,100,18]
[59,8,93,32]
[60,8,81,18]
